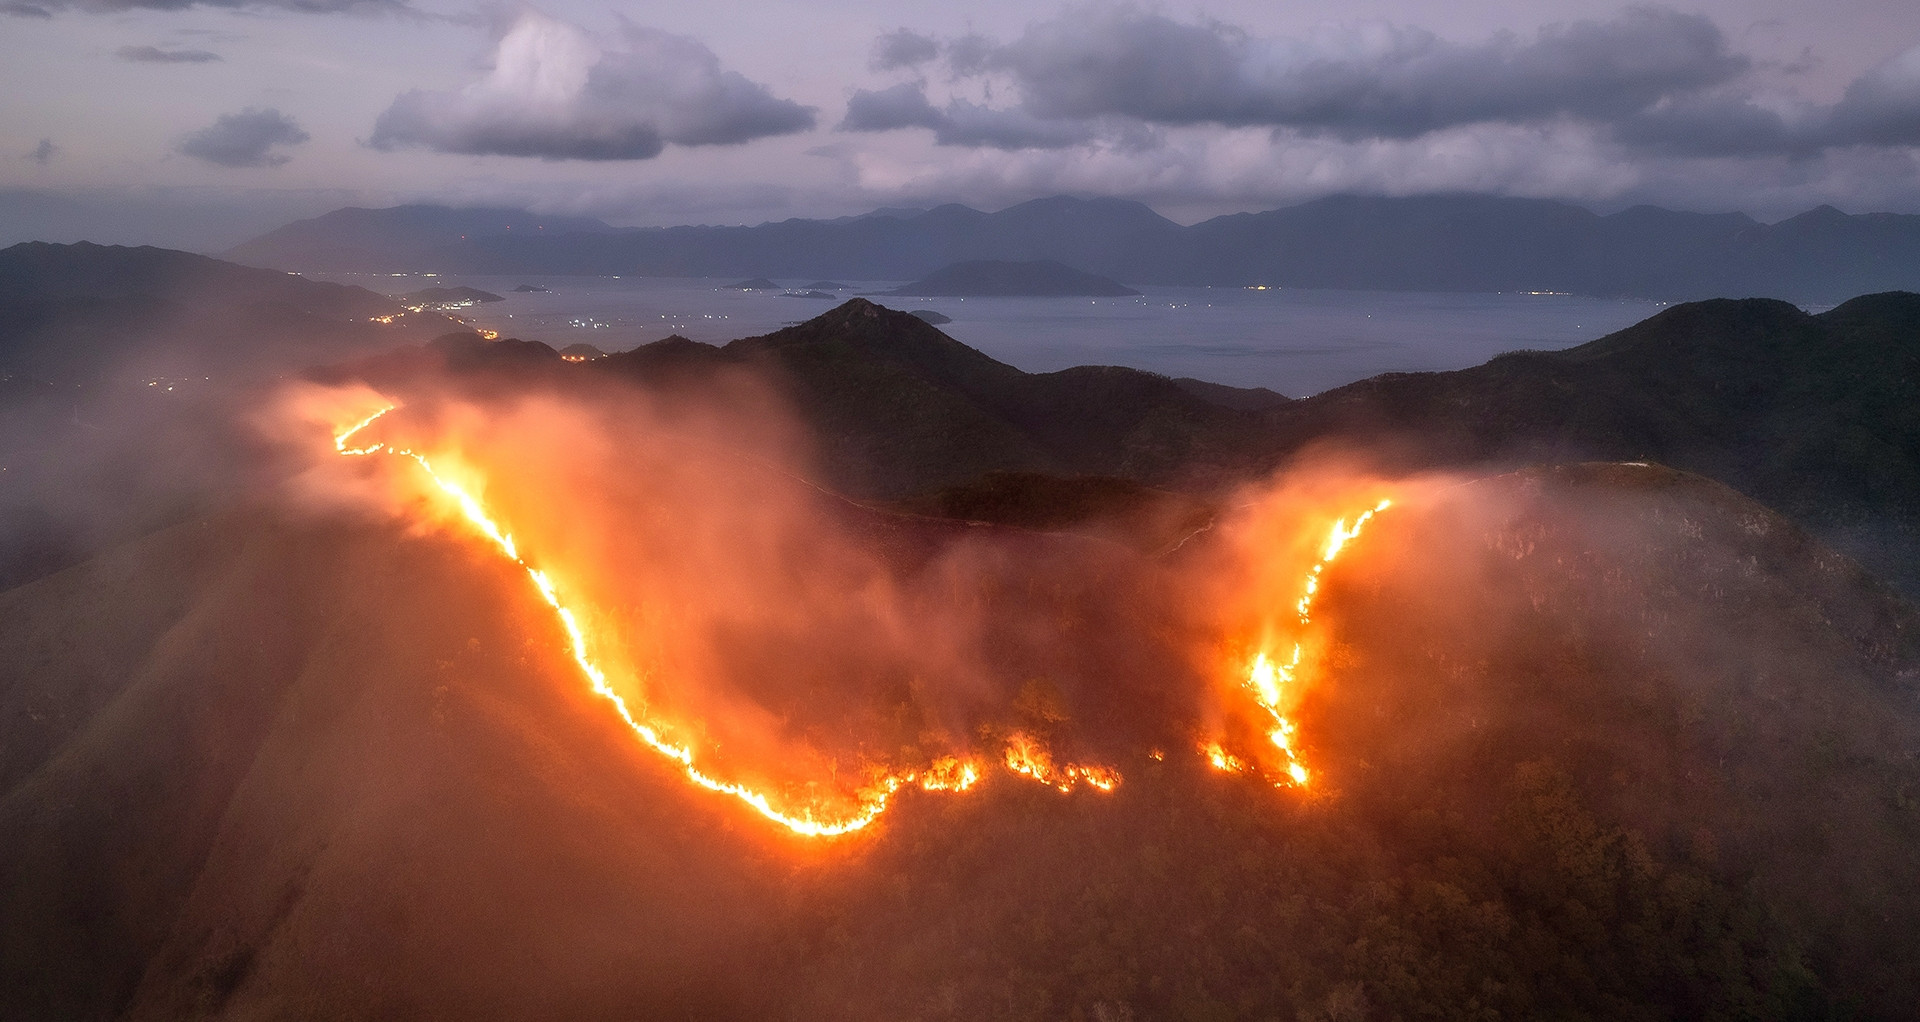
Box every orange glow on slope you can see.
[1002,733,1120,793]
[334,404,1114,837]
[1217,500,1391,789]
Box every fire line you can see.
[333,404,1119,837]
[333,403,1385,834]
[1212,500,1391,788]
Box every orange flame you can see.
[1212,499,1390,789]
[334,404,1117,837]
[1000,732,1122,794]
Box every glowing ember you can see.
[334,403,1117,838]
[1001,732,1121,794]
[918,756,982,792]
[1203,741,1247,773]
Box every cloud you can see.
[176,108,310,167]
[850,7,1750,144]
[1825,44,1920,147]
[841,83,1095,150]
[26,139,56,164]
[23,0,403,13]
[871,28,938,71]
[1616,43,1920,156]
[1012,8,1739,135]
[370,13,815,161]
[118,44,221,63]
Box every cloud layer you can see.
[841,7,1920,163]
[177,108,309,167]
[12,0,401,14]
[370,13,815,161]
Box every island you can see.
[395,285,504,309]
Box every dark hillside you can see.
[0,242,463,589]
[593,299,1266,496]
[1268,294,1920,591]
[351,293,1920,592]
[3,466,1915,1019]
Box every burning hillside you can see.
[4,285,1919,1021]
[285,378,1405,838]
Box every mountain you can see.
[392,286,503,308]
[1257,292,1920,592]
[342,293,1920,595]
[0,241,463,590]
[226,194,1920,303]
[880,259,1140,297]
[0,241,450,390]
[227,196,1186,280]
[331,299,1275,499]
[223,205,616,274]
[2,464,1914,1020]
[5,260,1920,1018]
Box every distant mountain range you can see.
[226,194,1920,303]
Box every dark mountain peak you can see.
[1559,296,1813,361]
[915,203,989,224]
[995,195,1178,229]
[1779,204,1852,228]
[427,331,559,370]
[1818,290,1920,327]
[735,298,1015,374]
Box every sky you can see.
[3,0,1919,249]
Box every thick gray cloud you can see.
[871,28,938,71]
[1826,45,1920,147]
[2,2,52,14]
[848,8,1920,165]
[176,108,309,167]
[370,13,815,161]
[1617,43,1920,156]
[847,7,1762,149]
[995,7,1745,136]
[841,83,1093,149]
[118,44,221,63]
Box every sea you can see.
[319,273,1673,398]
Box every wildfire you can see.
[333,403,1114,838]
[1210,500,1391,789]
[1002,733,1121,793]
[331,401,1385,833]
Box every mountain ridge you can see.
[224,193,1920,302]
